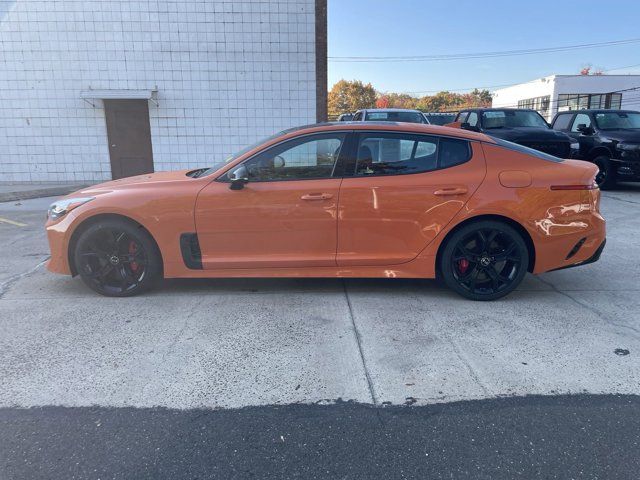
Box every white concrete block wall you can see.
[0,0,317,182]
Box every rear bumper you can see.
[549,239,606,272]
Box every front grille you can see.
[520,141,570,158]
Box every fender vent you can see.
[180,233,202,269]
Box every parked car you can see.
[447,108,573,159]
[352,108,430,124]
[46,122,605,301]
[337,113,354,121]
[423,112,457,126]
[551,109,640,189]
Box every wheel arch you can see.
[67,213,163,276]
[587,146,613,161]
[435,214,536,277]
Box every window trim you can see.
[349,131,473,179]
[216,131,350,183]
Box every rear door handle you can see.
[434,187,468,196]
[301,193,333,201]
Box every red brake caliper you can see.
[458,258,470,274]
[129,241,139,272]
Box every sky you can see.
[328,0,640,95]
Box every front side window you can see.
[354,133,471,176]
[466,112,479,127]
[243,133,346,181]
[456,112,468,123]
[571,113,592,132]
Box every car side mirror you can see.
[228,165,249,190]
[461,122,480,132]
[577,124,592,135]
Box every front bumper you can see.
[612,157,640,180]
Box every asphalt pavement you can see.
[1,186,639,479]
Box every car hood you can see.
[69,170,201,196]
[597,129,640,143]
[484,127,571,143]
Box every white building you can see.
[0,0,327,182]
[492,74,640,122]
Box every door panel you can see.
[104,99,154,179]
[195,179,341,269]
[337,141,486,266]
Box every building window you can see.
[557,93,623,111]
[517,95,550,118]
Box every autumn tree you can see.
[328,80,377,117]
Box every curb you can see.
[0,185,88,203]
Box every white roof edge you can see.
[80,89,157,100]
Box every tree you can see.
[328,80,377,117]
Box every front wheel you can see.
[439,221,529,301]
[73,219,162,296]
[593,156,617,190]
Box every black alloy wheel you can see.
[593,155,617,190]
[440,220,528,301]
[74,219,162,296]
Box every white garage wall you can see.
[0,0,317,182]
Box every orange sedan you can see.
[45,122,605,300]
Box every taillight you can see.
[550,182,598,191]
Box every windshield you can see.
[195,132,283,177]
[482,110,548,129]
[365,111,426,123]
[594,112,640,130]
[424,114,457,125]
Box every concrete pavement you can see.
[1,187,640,478]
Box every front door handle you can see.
[434,187,468,196]
[301,193,333,201]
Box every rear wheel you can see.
[593,155,617,190]
[73,219,162,296]
[440,221,529,301]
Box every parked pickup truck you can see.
[446,108,573,159]
[551,109,640,189]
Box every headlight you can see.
[47,197,95,220]
[617,143,640,151]
[570,142,579,150]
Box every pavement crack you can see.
[443,333,490,396]
[537,276,640,338]
[0,256,49,299]
[342,280,378,406]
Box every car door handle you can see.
[301,193,333,201]
[433,187,468,196]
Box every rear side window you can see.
[552,114,573,131]
[354,133,471,176]
[491,137,563,163]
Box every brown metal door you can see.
[104,99,154,179]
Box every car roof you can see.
[356,108,423,113]
[277,121,495,143]
[554,109,639,115]
[462,107,538,113]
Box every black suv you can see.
[551,109,640,189]
[454,108,572,158]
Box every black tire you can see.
[73,218,162,297]
[439,220,529,301]
[593,155,617,190]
